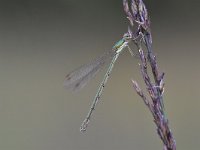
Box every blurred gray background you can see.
[0,0,199,150]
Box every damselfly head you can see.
[123,32,132,41]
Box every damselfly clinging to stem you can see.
[64,32,136,132]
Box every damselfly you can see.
[64,33,134,132]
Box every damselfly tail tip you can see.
[80,119,90,133]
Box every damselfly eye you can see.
[123,33,131,40]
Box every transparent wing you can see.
[64,50,115,91]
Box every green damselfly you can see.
[64,33,134,132]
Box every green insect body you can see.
[113,39,125,50]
